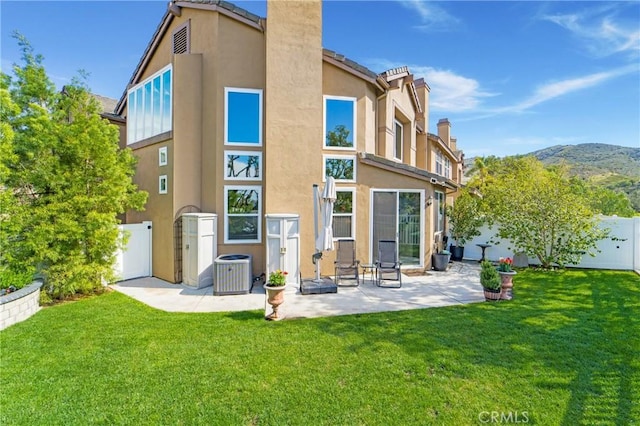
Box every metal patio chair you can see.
[334,239,360,287]
[375,239,402,288]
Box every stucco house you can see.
[114,0,464,285]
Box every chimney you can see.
[437,118,450,147]
[450,137,457,153]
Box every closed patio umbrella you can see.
[313,176,336,281]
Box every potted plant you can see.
[446,189,484,261]
[264,269,288,321]
[497,257,516,300]
[432,249,451,271]
[480,260,501,301]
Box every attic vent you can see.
[172,21,190,55]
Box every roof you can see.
[116,0,265,115]
[116,0,425,115]
[359,152,459,190]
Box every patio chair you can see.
[334,239,360,287]
[375,239,402,288]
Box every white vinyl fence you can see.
[114,221,152,281]
[461,216,640,272]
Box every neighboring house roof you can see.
[359,152,459,190]
[428,132,462,161]
[92,93,118,114]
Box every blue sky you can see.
[2,0,638,157]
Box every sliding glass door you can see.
[371,190,423,267]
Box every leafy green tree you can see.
[569,177,636,217]
[1,34,147,299]
[469,156,609,269]
[446,188,484,246]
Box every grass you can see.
[1,269,639,425]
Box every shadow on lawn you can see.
[312,268,639,424]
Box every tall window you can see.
[333,189,355,239]
[434,191,445,233]
[436,151,444,176]
[394,119,403,161]
[225,88,263,146]
[444,157,452,179]
[224,186,261,243]
[324,96,356,149]
[127,65,172,144]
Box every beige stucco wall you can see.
[378,80,417,167]
[265,0,322,278]
[127,139,175,282]
[322,62,377,154]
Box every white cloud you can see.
[396,0,460,31]
[542,6,640,59]
[504,64,638,113]
[365,58,496,112]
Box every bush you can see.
[0,267,33,290]
[480,261,500,290]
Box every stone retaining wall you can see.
[0,281,43,331]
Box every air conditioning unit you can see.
[213,254,252,295]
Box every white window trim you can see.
[394,119,403,162]
[323,95,357,151]
[159,175,168,194]
[127,64,172,145]
[333,187,356,240]
[159,146,168,166]
[323,154,357,183]
[224,87,263,147]
[434,190,445,234]
[368,189,425,268]
[436,150,444,176]
[224,150,262,181]
[444,157,452,179]
[223,185,262,244]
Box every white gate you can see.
[114,221,152,281]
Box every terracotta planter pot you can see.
[264,284,286,321]
[498,271,516,300]
[483,287,501,302]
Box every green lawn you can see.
[1,269,639,425]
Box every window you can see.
[159,175,168,194]
[444,157,451,179]
[333,189,355,239]
[159,146,168,166]
[436,151,444,176]
[224,186,262,243]
[434,191,445,233]
[224,151,262,181]
[394,119,403,161]
[225,88,262,146]
[324,96,356,149]
[323,155,356,182]
[127,65,172,144]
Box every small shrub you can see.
[0,268,33,290]
[480,260,500,290]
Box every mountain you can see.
[465,143,640,212]
[530,143,640,212]
[529,143,640,178]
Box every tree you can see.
[446,188,484,246]
[469,156,609,269]
[1,34,147,299]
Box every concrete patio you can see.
[111,261,485,319]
